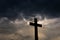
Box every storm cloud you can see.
[0,16,59,40]
[0,0,60,20]
[0,0,60,40]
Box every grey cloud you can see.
[0,0,60,20]
[41,18,60,40]
[0,17,17,34]
[0,17,34,40]
[0,16,60,40]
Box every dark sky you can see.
[0,0,60,40]
[0,0,60,19]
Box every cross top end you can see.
[34,18,37,22]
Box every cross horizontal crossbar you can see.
[30,22,42,27]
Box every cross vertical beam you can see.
[34,18,38,40]
[30,18,42,40]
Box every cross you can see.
[30,18,42,40]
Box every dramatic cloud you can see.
[0,0,60,40]
[0,15,60,40]
[0,0,60,19]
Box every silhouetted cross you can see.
[30,18,42,40]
